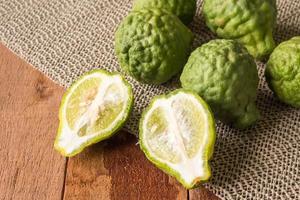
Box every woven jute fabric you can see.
[1,0,299,199]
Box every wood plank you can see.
[64,133,187,200]
[190,187,220,200]
[0,44,66,200]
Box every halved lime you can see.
[54,69,133,157]
[139,89,216,189]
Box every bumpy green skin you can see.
[132,0,196,25]
[180,39,260,128]
[115,8,193,84]
[203,0,277,59]
[266,37,300,108]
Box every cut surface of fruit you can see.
[139,89,216,189]
[54,70,133,157]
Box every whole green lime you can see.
[132,0,196,25]
[265,37,300,108]
[180,39,260,128]
[115,8,193,84]
[203,0,277,59]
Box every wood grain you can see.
[64,133,187,200]
[0,44,66,199]
[190,187,220,200]
[0,43,218,200]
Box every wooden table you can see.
[0,43,218,200]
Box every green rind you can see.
[265,36,300,108]
[115,8,193,84]
[180,39,260,129]
[203,0,277,59]
[139,89,216,189]
[132,0,197,25]
[54,69,134,157]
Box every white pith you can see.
[142,92,210,185]
[56,72,130,155]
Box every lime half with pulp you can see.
[139,89,216,189]
[54,70,133,157]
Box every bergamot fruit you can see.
[180,39,260,128]
[139,89,216,189]
[132,0,196,25]
[203,0,277,59]
[265,36,300,108]
[54,70,133,157]
[115,8,193,84]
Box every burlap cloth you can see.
[1,0,299,199]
